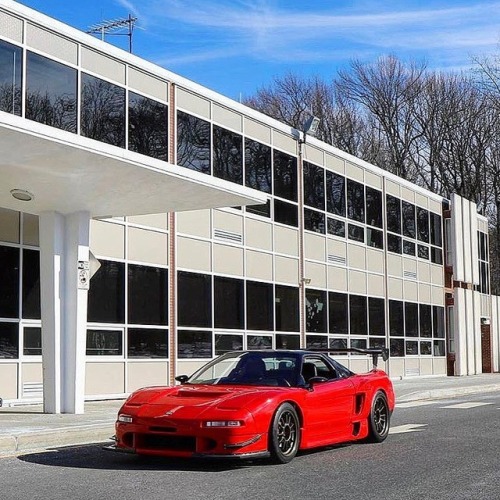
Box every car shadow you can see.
[16,443,260,472]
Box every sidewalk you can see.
[1,374,499,457]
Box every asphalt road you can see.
[1,391,499,500]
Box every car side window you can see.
[304,357,337,380]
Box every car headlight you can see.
[118,414,133,423]
[204,420,243,428]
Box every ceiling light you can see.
[10,189,34,202]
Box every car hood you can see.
[124,385,284,420]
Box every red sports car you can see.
[106,348,394,463]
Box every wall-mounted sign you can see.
[78,261,90,289]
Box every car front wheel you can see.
[367,390,390,442]
[269,403,300,464]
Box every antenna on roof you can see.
[87,14,137,53]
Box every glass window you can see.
[306,289,327,333]
[406,340,418,355]
[402,201,416,238]
[213,125,243,184]
[369,297,385,336]
[0,39,22,115]
[245,139,271,193]
[81,73,125,147]
[178,330,212,358]
[248,335,272,350]
[128,91,168,161]
[430,213,442,247]
[403,240,416,256]
[386,195,401,234]
[276,334,300,349]
[351,338,367,350]
[0,322,18,358]
[127,328,168,358]
[0,246,19,318]
[273,150,297,201]
[87,260,125,323]
[420,304,432,338]
[347,180,364,222]
[350,295,367,335]
[275,285,299,332]
[366,187,382,228]
[23,326,41,356]
[390,338,404,357]
[86,329,122,355]
[274,199,298,227]
[417,207,429,242]
[128,264,168,326]
[327,218,345,237]
[433,339,446,356]
[246,200,270,218]
[329,292,348,335]
[420,341,432,355]
[303,161,325,210]
[215,334,243,355]
[177,110,211,174]
[348,224,364,243]
[433,306,445,338]
[431,247,443,265]
[326,171,346,216]
[418,245,429,260]
[329,337,347,350]
[367,228,383,249]
[214,276,244,329]
[306,335,328,349]
[389,300,404,336]
[178,271,211,328]
[26,52,77,132]
[304,208,325,234]
[370,338,386,349]
[405,302,418,337]
[387,234,402,254]
[246,281,273,331]
[22,249,40,320]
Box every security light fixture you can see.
[302,115,320,137]
[300,277,312,285]
[10,189,34,202]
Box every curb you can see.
[0,425,113,457]
[396,383,500,403]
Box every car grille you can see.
[138,434,197,452]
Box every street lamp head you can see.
[302,115,320,137]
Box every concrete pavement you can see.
[1,373,499,457]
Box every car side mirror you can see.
[175,375,189,384]
[308,376,328,388]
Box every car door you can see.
[302,356,355,443]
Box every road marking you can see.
[440,402,493,409]
[390,424,428,434]
[397,401,436,408]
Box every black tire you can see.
[366,391,390,443]
[269,403,300,464]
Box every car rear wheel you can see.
[269,403,300,464]
[367,391,390,442]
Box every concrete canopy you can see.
[0,113,267,218]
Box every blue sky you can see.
[17,0,500,101]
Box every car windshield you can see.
[188,352,300,387]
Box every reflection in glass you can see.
[274,199,298,227]
[128,91,167,160]
[417,207,429,242]
[213,125,243,184]
[329,292,348,334]
[430,212,442,247]
[386,195,401,234]
[305,289,327,333]
[178,330,212,358]
[127,328,168,358]
[406,341,418,355]
[433,306,445,338]
[245,139,271,193]
[81,73,125,147]
[248,335,272,349]
[347,180,364,222]
[367,228,383,249]
[304,208,325,234]
[405,302,418,337]
[326,171,345,216]
[390,338,404,357]
[420,341,432,355]
[0,322,18,359]
[246,281,273,331]
[306,334,328,349]
[420,304,432,337]
[214,276,244,329]
[303,162,325,210]
[388,234,402,254]
[389,300,404,336]
[86,329,122,355]
[23,326,41,356]
[178,271,212,328]
[275,285,299,332]
[348,224,364,243]
[276,334,300,349]
[177,111,211,173]
[22,249,40,320]
[403,240,416,256]
[26,52,77,132]
[418,244,429,260]
[349,295,367,335]
[215,334,243,355]
[329,337,347,351]
[273,150,297,201]
[402,201,416,238]
[366,187,382,228]
[0,40,22,115]
[327,218,345,237]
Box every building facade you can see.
[0,1,498,410]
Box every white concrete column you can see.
[40,211,90,414]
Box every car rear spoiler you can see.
[304,347,389,368]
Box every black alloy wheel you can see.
[367,390,390,442]
[269,403,300,464]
